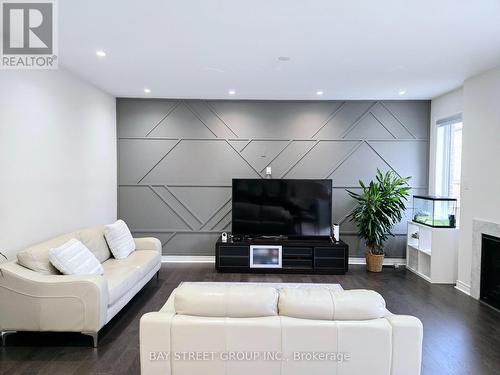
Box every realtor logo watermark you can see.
[148,351,352,363]
[1,0,58,69]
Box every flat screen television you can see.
[231,179,332,238]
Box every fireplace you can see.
[480,234,500,310]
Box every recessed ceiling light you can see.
[144,88,151,94]
[278,56,291,62]
[228,90,236,95]
[316,90,324,96]
[96,50,106,57]
[399,90,406,95]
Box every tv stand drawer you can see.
[283,259,313,269]
[314,247,345,258]
[219,246,248,257]
[283,247,313,257]
[219,256,249,267]
[314,257,345,269]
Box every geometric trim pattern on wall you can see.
[118,99,430,257]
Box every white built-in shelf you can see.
[406,221,458,284]
[407,243,418,252]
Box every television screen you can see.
[231,179,332,238]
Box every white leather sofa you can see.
[140,284,423,375]
[0,225,162,347]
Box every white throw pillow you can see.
[49,239,104,276]
[104,220,136,259]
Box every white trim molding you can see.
[162,256,215,263]
[349,257,406,267]
[455,280,471,296]
[162,256,406,266]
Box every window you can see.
[435,114,463,199]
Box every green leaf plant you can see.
[347,169,411,255]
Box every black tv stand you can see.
[215,234,348,274]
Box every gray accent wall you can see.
[117,99,430,258]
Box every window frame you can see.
[435,114,463,198]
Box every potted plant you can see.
[347,169,411,272]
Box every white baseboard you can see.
[348,257,406,267]
[162,256,215,263]
[455,280,471,296]
[162,256,406,266]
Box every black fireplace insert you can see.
[480,234,500,310]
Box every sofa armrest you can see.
[0,261,108,333]
[385,315,423,375]
[135,237,162,254]
[140,311,175,375]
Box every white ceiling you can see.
[60,0,500,100]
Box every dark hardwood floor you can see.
[1,263,500,375]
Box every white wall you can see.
[0,69,117,260]
[428,87,463,193]
[456,65,500,292]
